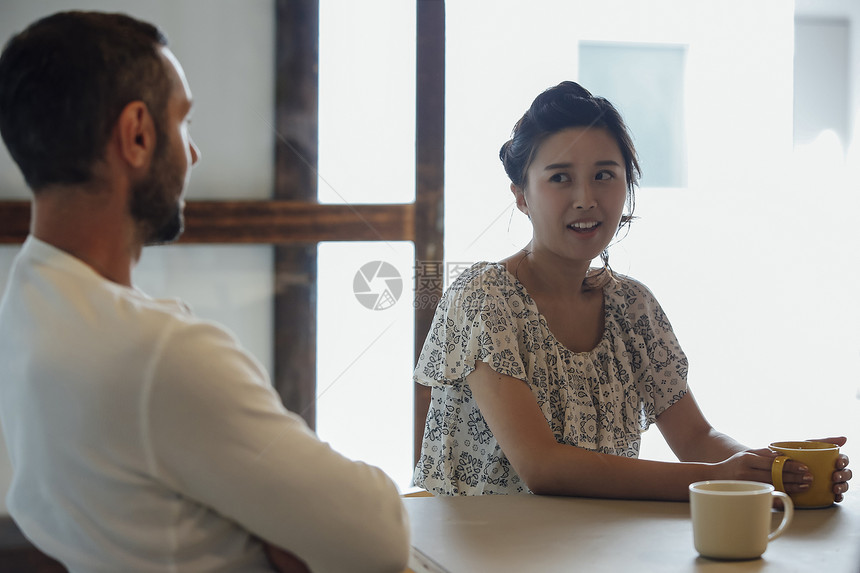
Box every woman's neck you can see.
[508,244,594,299]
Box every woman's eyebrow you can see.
[543,162,572,171]
[543,160,622,170]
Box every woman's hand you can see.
[740,448,814,494]
[715,449,812,493]
[812,437,851,503]
[720,437,851,503]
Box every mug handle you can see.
[771,454,789,492]
[769,491,794,541]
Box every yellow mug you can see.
[770,441,839,508]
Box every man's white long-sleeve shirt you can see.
[0,236,409,572]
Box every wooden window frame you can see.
[0,0,443,464]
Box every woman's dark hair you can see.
[499,81,640,271]
[0,11,170,191]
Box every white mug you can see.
[689,480,794,560]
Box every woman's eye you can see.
[549,173,570,183]
[595,170,615,181]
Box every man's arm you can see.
[148,321,409,573]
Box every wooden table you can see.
[404,493,860,572]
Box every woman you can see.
[413,81,851,499]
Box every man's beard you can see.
[129,146,186,246]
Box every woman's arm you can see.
[467,362,808,500]
[657,393,813,490]
[467,362,710,499]
[655,391,749,462]
[657,393,851,500]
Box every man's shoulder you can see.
[128,298,243,363]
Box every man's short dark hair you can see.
[0,11,170,191]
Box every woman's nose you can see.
[572,183,596,209]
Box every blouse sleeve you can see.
[414,266,528,387]
[613,278,688,427]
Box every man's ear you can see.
[512,183,529,217]
[115,101,156,170]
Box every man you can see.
[0,11,409,572]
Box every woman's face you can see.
[514,126,627,265]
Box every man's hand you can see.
[264,542,311,573]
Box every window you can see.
[794,17,850,150]
[316,241,414,486]
[579,42,687,189]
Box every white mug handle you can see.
[768,491,794,541]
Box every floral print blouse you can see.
[413,262,688,495]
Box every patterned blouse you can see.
[412,262,688,495]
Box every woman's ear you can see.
[115,101,156,170]
[512,183,529,217]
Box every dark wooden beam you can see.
[0,201,28,243]
[182,201,413,243]
[274,0,319,429]
[413,0,445,464]
[0,200,414,245]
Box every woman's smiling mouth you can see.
[567,220,601,233]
